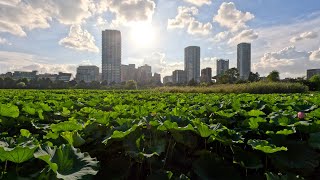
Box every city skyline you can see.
[0,1,319,79]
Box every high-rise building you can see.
[201,68,212,83]
[172,70,187,84]
[217,59,229,76]
[237,43,251,80]
[121,65,129,82]
[184,46,200,82]
[76,66,99,83]
[137,64,152,84]
[153,73,161,84]
[307,69,320,79]
[57,72,72,82]
[121,64,138,82]
[163,76,173,84]
[13,70,38,80]
[102,30,121,84]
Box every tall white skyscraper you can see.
[184,46,200,82]
[216,59,229,76]
[102,30,121,83]
[237,43,251,80]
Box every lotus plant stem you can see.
[163,136,172,168]
[1,160,7,179]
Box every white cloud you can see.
[0,0,20,6]
[0,0,97,37]
[59,25,99,53]
[0,37,11,45]
[168,6,212,36]
[310,48,320,61]
[290,31,318,42]
[0,2,51,36]
[228,29,258,45]
[95,16,109,30]
[253,46,319,78]
[0,50,77,75]
[188,21,212,36]
[109,0,156,26]
[183,0,211,7]
[214,2,254,32]
[211,31,231,42]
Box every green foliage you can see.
[267,70,280,82]
[156,82,308,93]
[0,90,319,179]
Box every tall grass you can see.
[154,82,308,94]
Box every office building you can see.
[237,43,251,80]
[137,64,152,83]
[217,59,229,76]
[121,64,138,82]
[307,69,320,80]
[153,73,161,83]
[57,72,72,82]
[184,46,200,82]
[13,71,38,80]
[172,70,187,84]
[102,30,121,84]
[201,68,212,83]
[76,66,99,83]
[163,76,173,84]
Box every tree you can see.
[309,74,320,91]
[217,68,239,84]
[248,72,260,82]
[267,70,280,82]
[125,80,137,90]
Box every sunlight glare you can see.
[130,22,156,48]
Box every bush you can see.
[154,82,308,94]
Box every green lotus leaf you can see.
[248,110,266,117]
[20,129,31,138]
[34,144,99,179]
[22,105,36,115]
[61,131,85,147]
[51,121,83,132]
[0,140,37,163]
[0,103,19,118]
[249,117,267,129]
[102,124,138,144]
[248,139,287,153]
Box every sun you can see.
[130,22,156,48]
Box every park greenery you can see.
[0,69,319,93]
[0,90,320,179]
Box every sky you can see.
[0,0,320,79]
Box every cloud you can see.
[109,0,156,25]
[59,25,99,53]
[228,29,258,45]
[183,0,211,7]
[168,6,212,36]
[0,0,20,6]
[0,0,96,37]
[0,37,11,45]
[310,48,320,61]
[188,21,212,36]
[290,31,318,42]
[214,2,254,32]
[0,50,77,75]
[95,16,109,30]
[0,2,51,36]
[253,46,319,77]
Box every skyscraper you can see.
[201,68,212,83]
[237,43,251,80]
[216,59,229,76]
[102,30,121,84]
[184,46,200,82]
[76,65,99,83]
